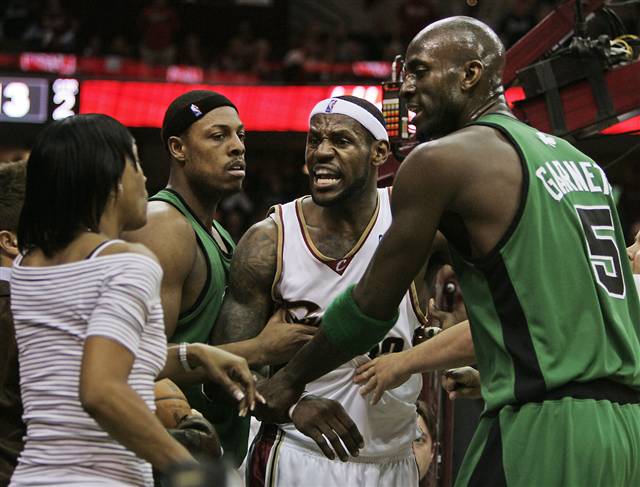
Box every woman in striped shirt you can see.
[10,114,257,486]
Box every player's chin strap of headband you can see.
[309,98,389,142]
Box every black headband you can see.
[161,94,238,147]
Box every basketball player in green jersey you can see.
[125,91,316,466]
[256,17,640,486]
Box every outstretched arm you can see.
[353,319,475,403]
[211,218,316,367]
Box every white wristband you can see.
[634,274,640,301]
[179,342,192,372]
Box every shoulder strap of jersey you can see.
[267,204,285,302]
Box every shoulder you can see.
[124,201,197,268]
[230,217,278,287]
[235,217,278,255]
[94,243,164,295]
[397,126,509,188]
[97,242,161,273]
[99,241,158,261]
[144,200,196,242]
[238,217,278,247]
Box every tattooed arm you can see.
[211,218,317,367]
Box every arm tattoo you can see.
[211,219,278,344]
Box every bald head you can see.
[409,16,505,92]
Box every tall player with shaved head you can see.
[257,17,640,486]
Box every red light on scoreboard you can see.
[79,81,384,132]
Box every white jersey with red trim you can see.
[269,188,424,457]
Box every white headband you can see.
[309,98,389,142]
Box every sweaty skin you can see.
[255,17,517,423]
[217,112,392,458]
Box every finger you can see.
[291,324,319,336]
[441,376,456,393]
[214,370,246,405]
[332,409,364,454]
[318,425,349,462]
[266,307,288,324]
[307,428,335,460]
[325,418,356,460]
[428,298,448,321]
[358,376,377,397]
[633,252,640,273]
[454,386,480,399]
[353,367,374,384]
[256,391,267,404]
[371,382,385,406]
[355,359,375,376]
[234,364,257,411]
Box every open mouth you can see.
[407,104,423,121]
[227,160,246,177]
[312,167,342,190]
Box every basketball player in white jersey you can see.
[211,96,428,486]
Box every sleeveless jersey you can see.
[149,189,249,466]
[270,188,424,457]
[448,114,640,414]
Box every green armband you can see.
[322,285,399,356]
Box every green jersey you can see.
[448,114,640,414]
[150,189,249,466]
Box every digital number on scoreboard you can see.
[0,76,79,123]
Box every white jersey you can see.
[270,188,425,457]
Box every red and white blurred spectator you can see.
[138,0,179,65]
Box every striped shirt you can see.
[9,250,167,486]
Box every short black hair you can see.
[0,160,27,232]
[18,114,135,257]
[416,399,437,440]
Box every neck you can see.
[167,173,220,227]
[98,208,126,239]
[463,90,513,125]
[317,181,379,231]
[0,253,14,269]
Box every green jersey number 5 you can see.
[575,205,626,299]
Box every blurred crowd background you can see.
[1,0,639,242]
[2,0,639,81]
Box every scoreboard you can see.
[0,76,79,123]
[0,77,631,134]
[0,77,385,131]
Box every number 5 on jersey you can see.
[575,205,626,299]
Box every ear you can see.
[371,140,390,168]
[461,60,484,91]
[167,135,187,162]
[0,230,19,258]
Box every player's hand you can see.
[353,352,411,405]
[290,396,364,462]
[627,230,640,273]
[428,298,465,330]
[191,344,261,416]
[256,309,318,365]
[253,373,305,424]
[442,367,481,400]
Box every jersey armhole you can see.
[268,205,284,303]
[409,281,430,327]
